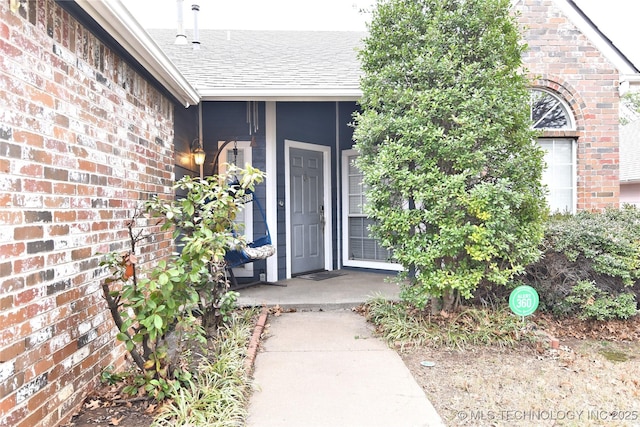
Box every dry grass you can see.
[364,298,640,426]
[402,339,640,426]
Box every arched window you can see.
[530,88,575,130]
[530,89,576,213]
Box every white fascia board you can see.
[74,0,200,107]
[198,87,362,102]
[554,0,638,75]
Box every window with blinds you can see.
[342,150,401,270]
[538,138,576,214]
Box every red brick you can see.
[0,341,26,363]
[53,211,76,223]
[0,394,17,418]
[14,256,45,274]
[52,182,76,195]
[47,225,69,237]
[14,226,44,241]
[0,295,13,310]
[1,403,29,427]
[1,0,185,423]
[15,405,48,427]
[0,243,26,260]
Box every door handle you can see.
[320,205,325,232]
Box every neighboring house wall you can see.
[620,183,640,206]
[0,1,177,426]
[516,0,620,211]
[620,120,640,206]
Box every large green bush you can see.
[352,0,546,311]
[524,206,640,319]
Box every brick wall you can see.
[516,0,620,211]
[0,1,177,426]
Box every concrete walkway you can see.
[246,310,444,427]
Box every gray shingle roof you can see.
[146,29,365,99]
[621,120,640,182]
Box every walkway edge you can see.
[244,306,269,374]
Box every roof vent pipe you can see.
[192,3,200,50]
[175,0,187,44]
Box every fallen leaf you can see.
[110,416,123,426]
[85,399,101,410]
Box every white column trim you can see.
[265,102,278,282]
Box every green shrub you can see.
[99,167,264,400]
[564,280,638,321]
[524,206,640,318]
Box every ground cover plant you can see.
[151,308,258,427]
[364,296,529,350]
[65,308,258,427]
[353,0,546,313]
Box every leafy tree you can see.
[353,0,547,312]
[621,91,640,124]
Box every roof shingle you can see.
[147,29,365,97]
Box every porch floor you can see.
[236,269,401,311]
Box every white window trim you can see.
[341,149,403,271]
[218,140,254,277]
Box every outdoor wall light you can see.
[193,146,206,166]
[191,139,206,166]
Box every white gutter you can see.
[199,87,363,102]
[74,0,200,107]
[620,74,640,94]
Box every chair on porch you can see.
[224,186,283,290]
